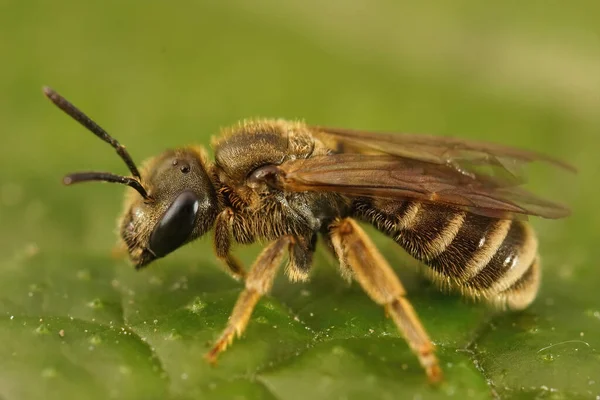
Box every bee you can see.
[43,86,573,383]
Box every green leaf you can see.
[1,1,599,399]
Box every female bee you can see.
[43,87,572,383]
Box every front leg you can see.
[214,208,246,280]
[205,235,293,363]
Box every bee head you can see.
[118,148,218,267]
[44,87,219,269]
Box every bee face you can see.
[42,87,221,269]
[120,148,219,268]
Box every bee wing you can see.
[278,154,571,219]
[312,127,576,186]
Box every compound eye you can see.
[148,191,199,257]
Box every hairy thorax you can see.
[212,119,348,244]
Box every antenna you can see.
[43,86,150,200]
[63,172,150,199]
[43,86,142,179]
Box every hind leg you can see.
[329,218,442,383]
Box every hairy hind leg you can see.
[205,235,292,362]
[329,218,442,383]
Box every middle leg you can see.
[205,235,293,363]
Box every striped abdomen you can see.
[352,198,540,310]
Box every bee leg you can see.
[220,253,246,281]
[214,208,246,280]
[321,232,353,283]
[286,233,316,282]
[329,218,443,383]
[205,235,292,363]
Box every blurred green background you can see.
[1,1,599,399]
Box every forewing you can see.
[278,154,570,219]
[312,126,576,184]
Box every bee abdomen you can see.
[491,256,540,310]
[353,198,540,309]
